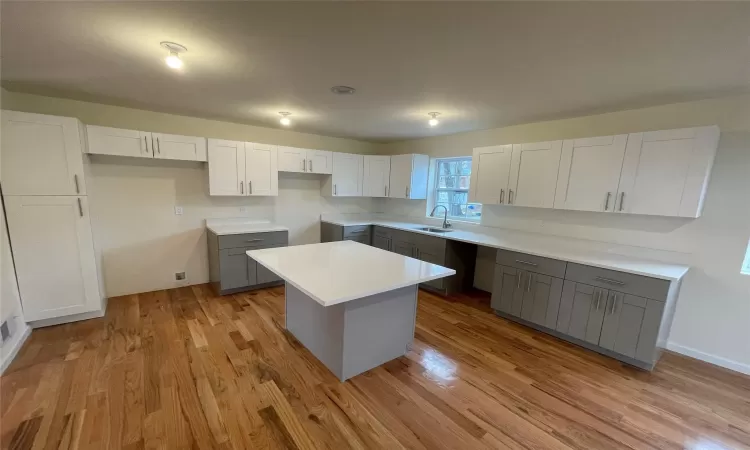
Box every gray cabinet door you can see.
[219,247,257,290]
[256,263,281,284]
[526,274,564,329]
[635,298,665,363]
[600,293,655,359]
[558,282,607,344]
[393,240,414,257]
[491,265,518,314]
[417,248,446,290]
[372,235,391,251]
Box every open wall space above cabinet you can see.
[469,125,720,218]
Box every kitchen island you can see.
[247,240,455,381]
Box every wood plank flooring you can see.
[2,284,748,449]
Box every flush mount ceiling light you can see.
[160,41,187,69]
[279,112,292,126]
[428,112,441,127]
[331,85,356,95]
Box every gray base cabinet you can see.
[491,250,681,371]
[208,230,288,295]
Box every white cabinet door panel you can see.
[86,125,151,158]
[208,139,245,196]
[388,154,428,199]
[469,145,512,205]
[332,152,363,196]
[554,135,628,212]
[278,146,307,173]
[2,111,86,196]
[618,126,719,217]
[245,143,278,196]
[4,195,101,321]
[307,150,333,174]
[509,141,562,208]
[363,156,391,197]
[152,133,207,161]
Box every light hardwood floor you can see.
[1,284,748,449]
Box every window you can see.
[742,239,750,275]
[429,157,482,222]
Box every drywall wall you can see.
[377,94,750,374]
[1,90,379,297]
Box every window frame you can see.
[426,156,482,224]
[742,239,750,276]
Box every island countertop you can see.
[247,241,455,307]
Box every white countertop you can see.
[206,218,289,235]
[247,241,456,307]
[321,217,690,281]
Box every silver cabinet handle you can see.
[499,189,504,204]
[516,272,522,289]
[515,259,538,267]
[77,198,83,217]
[508,189,514,204]
[245,239,264,242]
[604,192,612,211]
[334,184,337,195]
[144,136,149,153]
[240,181,244,194]
[405,186,410,198]
[527,273,533,292]
[74,175,80,194]
[619,192,625,212]
[609,293,617,315]
[301,160,305,171]
[157,137,161,154]
[249,181,252,194]
[595,290,601,309]
[595,276,625,286]
[151,136,155,155]
[309,160,312,172]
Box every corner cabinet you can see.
[388,154,430,200]
[207,139,278,196]
[321,152,363,197]
[87,125,207,162]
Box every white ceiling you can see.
[1,2,749,142]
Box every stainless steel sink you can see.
[418,227,453,233]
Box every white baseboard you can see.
[667,342,750,376]
[0,324,31,375]
[29,308,105,329]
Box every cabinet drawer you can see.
[565,263,669,301]
[496,249,567,278]
[373,226,393,238]
[218,231,288,250]
[343,225,371,238]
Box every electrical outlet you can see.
[174,206,184,215]
[239,206,247,213]
[0,321,10,343]
[175,272,186,281]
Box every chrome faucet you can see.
[430,205,452,229]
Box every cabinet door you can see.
[152,133,207,161]
[208,139,245,196]
[332,152,363,196]
[560,282,607,344]
[389,154,428,200]
[469,145,512,205]
[415,247,446,290]
[244,143,278,196]
[278,146,307,173]
[599,292,647,358]
[307,150,333,174]
[219,248,256,290]
[491,265,521,315]
[256,262,281,284]
[526,273,563,328]
[393,240,414,257]
[372,235,391,251]
[509,141,562,208]
[363,155,391,197]
[2,111,86,196]
[554,135,628,212]
[4,195,101,321]
[86,125,152,158]
[618,126,720,218]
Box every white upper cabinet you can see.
[469,145,513,205]
[323,152,363,197]
[208,139,245,196]
[1,111,87,196]
[87,126,206,162]
[4,195,102,321]
[307,150,333,174]
[278,147,333,174]
[244,143,278,196]
[388,154,430,200]
[278,146,307,173]
[151,132,207,161]
[87,125,151,158]
[363,155,391,197]
[554,135,628,212]
[508,141,562,208]
[618,126,719,218]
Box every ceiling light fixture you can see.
[428,112,440,127]
[279,112,292,126]
[160,42,187,69]
[331,85,356,95]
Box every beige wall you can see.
[377,94,750,374]
[1,90,379,297]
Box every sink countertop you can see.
[206,218,289,235]
[320,217,690,281]
[248,241,456,307]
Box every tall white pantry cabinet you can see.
[1,111,105,323]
